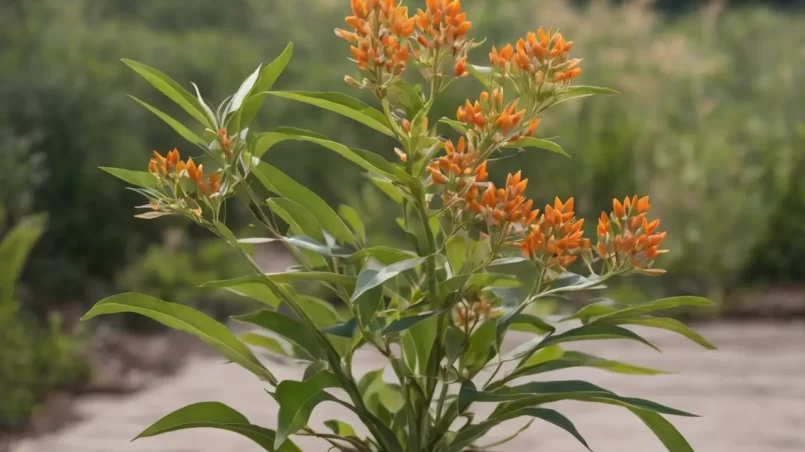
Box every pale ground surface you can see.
[13,321,805,452]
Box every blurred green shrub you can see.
[115,230,255,330]
[0,211,89,432]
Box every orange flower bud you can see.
[525,118,541,136]
[335,28,358,43]
[454,56,467,77]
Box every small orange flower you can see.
[218,128,232,158]
[471,171,539,228]
[518,197,586,270]
[426,136,477,185]
[454,56,467,77]
[185,157,203,183]
[491,27,582,90]
[596,195,668,273]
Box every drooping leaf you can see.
[593,296,717,322]
[129,96,206,145]
[135,402,301,452]
[241,332,291,357]
[240,43,294,128]
[267,198,325,242]
[214,279,280,308]
[251,130,397,180]
[520,344,564,369]
[503,137,569,158]
[233,310,324,360]
[267,91,394,136]
[542,323,660,351]
[383,311,441,336]
[449,407,590,452]
[339,205,366,243]
[81,293,276,384]
[351,257,427,301]
[439,273,521,297]
[354,271,385,327]
[202,272,356,290]
[323,420,358,438]
[256,163,355,245]
[561,298,625,323]
[252,127,328,158]
[629,408,695,452]
[603,317,717,350]
[122,59,213,129]
[553,85,620,106]
[275,371,341,449]
[100,167,158,190]
[438,118,469,135]
[366,175,405,204]
[468,64,492,89]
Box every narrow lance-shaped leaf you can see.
[603,317,717,350]
[81,293,276,384]
[266,198,326,243]
[629,408,695,452]
[267,91,394,137]
[256,163,355,245]
[274,371,341,449]
[202,272,356,290]
[351,256,427,301]
[503,137,570,158]
[129,96,207,145]
[240,43,294,128]
[234,310,323,361]
[122,59,213,129]
[100,167,158,190]
[593,296,717,322]
[552,85,620,106]
[135,402,302,452]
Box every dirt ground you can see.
[11,321,805,452]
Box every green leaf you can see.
[561,298,624,323]
[241,43,294,128]
[267,91,394,137]
[275,371,341,449]
[252,130,397,180]
[445,235,467,275]
[503,137,569,158]
[521,344,564,368]
[215,280,281,308]
[241,333,291,357]
[449,407,589,452]
[82,293,275,384]
[354,271,385,327]
[267,198,325,242]
[593,296,717,322]
[256,163,355,245]
[604,317,717,350]
[228,65,263,116]
[351,257,427,301]
[366,175,405,204]
[553,85,620,106]
[409,314,438,374]
[542,323,659,351]
[129,96,206,145]
[497,351,666,389]
[440,273,521,297]
[468,64,492,89]
[323,420,357,437]
[438,118,469,135]
[203,272,356,290]
[346,247,419,266]
[122,59,213,129]
[383,311,441,336]
[461,321,497,373]
[0,213,46,304]
[135,402,301,452]
[252,127,328,158]
[234,310,323,361]
[100,167,158,190]
[389,80,425,119]
[629,408,695,452]
[339,205,366,243]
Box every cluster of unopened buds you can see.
[148,148,221,199]
[518,197,591,271]
[471,171,539,232]
[413,0,473,76]
[453,297,503,329]
[337,0,415,87]
[456,88,541,142]
[490,27,582,90]
[596,196,667,274]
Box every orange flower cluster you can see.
[471,171,539,227]
[337,0,414,81]
[456,88,540,140]
[414,0,472,52]
[426,136,483,185]
[518,197,590,270]
[454,297,503,328]
[596,196,667,274]
[218,128,232,158]
[490,27,582,86]
[149,148,220,197]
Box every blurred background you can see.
[1,0,803,451]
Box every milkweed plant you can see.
[84,0,717,451]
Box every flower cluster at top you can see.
[336,0,473,92]
[146,148,221,217]
[596,196,668,275]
